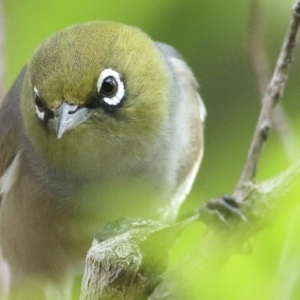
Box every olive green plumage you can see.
[23,22,169,176]
[0,21,205,299]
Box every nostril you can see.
[65,103,79,114]
[68,108,78,115]
[54,102,79,121]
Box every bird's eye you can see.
[34,87,45,112]
[100,77,118,97]
[96,69,125,107]
[33,86,54,122]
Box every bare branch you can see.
[200,160,300,272]
[234,0,300,200]
[248,3,300,299]
[248,0,300,163]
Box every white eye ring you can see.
[97,69,125,106]
[33,86,39,96]
[33,86,45,120]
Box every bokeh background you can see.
[2,0,300,299]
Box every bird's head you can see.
[21,21,170,176]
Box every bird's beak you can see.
[54,102,88,139]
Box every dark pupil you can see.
[100,77,117,97]
[33,91,54,122]
[35,94,44,111]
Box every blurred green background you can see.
[2,0,300,299]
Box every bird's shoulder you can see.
[155,42,206,122]
[155,43,206,221]
[0,67,27,196]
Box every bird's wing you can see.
[0,68,26,202]
[155,43,206,221]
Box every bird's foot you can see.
[199,195,252,230]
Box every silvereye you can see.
[0,21,206,299]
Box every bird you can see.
[0,21,206,299]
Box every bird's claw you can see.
[199,195,253,230]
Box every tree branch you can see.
[248,2,300,299]
[80,218,197,300]
[248,0,299,163]
[234,0,300,201]
[80,160,300,299]
[151,160,300,299]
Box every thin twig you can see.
[248,0,299,163]
[234,0,300,201]
[248,3,300,299]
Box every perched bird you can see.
[0,21,205,299]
